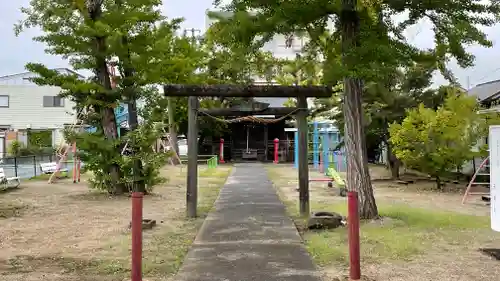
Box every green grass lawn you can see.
[266,166,491,268]
[303,202,489,266]
[1,165,233,281]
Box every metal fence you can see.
[0,154,79,180]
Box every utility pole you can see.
[166,28,201,165]
[183,28,201,43]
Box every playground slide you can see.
[327,167,345,186]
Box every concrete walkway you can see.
[175,163,320,281]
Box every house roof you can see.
[0,68,84,80]
[468,79,500,102]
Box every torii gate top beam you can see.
[163,84,332,98]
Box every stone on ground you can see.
[307,211,344,230]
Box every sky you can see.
[2,0,500,89]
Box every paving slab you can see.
[174,163,321,281]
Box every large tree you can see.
[16,0,170,194]
[213,0,500,219]
[318,61,450,180]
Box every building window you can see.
[0,95,9,107]
[43,96,64,107]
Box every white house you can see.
[458,79,500,174]
[0,68,81,154]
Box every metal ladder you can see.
[462,156,490,204]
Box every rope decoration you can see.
[197,108,306,124]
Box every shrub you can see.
[7,140,22,157]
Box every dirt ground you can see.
[266,164,500,281]
[0,165,231,281]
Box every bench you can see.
[0,168,21,190]
[40,162,69,174]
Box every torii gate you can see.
[162,84,331,218]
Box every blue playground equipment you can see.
[294,120,347,174]
[86,103,129,136]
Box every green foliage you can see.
[7,140,22,157]
[214,0,500,165]
[118,122,169,191]
[273,54,323,86]
[209,0,500,218]
[389,92,498,186]
[19,145,55,156]
[66,129,120,190]
[141,91,229,139]
[140,16,283,142]
[7,140,52,157]
[283,98,296,107]
[27,130,52,148]
[16,0,178,194]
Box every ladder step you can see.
[476,173,490,176]
[469,192,490,195]
[472,182,490,185]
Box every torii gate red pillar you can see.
[219,138,225,164]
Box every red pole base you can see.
[219,160,225,164]
[347,191,361,280]
[131,192,143,281]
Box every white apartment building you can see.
[0,68,80,155]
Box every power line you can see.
[183,28,201,42]
[475,66,500,85]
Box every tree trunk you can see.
[341,0,379,219]
[167,97,180,164]
[90,3,125,194]
[101,106,125,194]
[389,157,400,179]
[386,141,400,179]
[436,176,442,190]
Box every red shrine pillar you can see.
[219,138,225,164]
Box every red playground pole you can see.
[347,191,361,280]
[273,138,279,164]
[219,138,225,164]
[131,192,143,281]
[77,157,81,182]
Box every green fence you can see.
[179,155,218,169]
[207,155,218,169]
